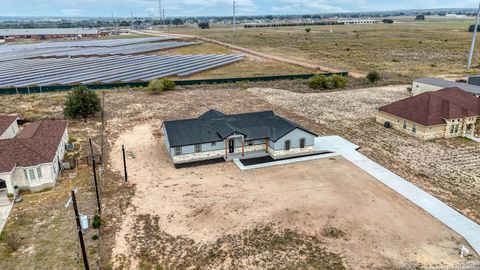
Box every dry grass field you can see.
[168,17,480,81]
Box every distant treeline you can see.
[244,21,343,28]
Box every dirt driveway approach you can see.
[108,122,468,269]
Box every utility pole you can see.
[163,9,166,30]
[70,189,89,270]
[130,11,134,30]
[468,1,480,70]
[122,145,128,182]
[89,138,94,158]
[233,0,236,38]
[92,159,101,215]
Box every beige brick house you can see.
[376,88,480,140]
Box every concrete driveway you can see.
[0,190,12,234]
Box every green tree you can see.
[367,71,381,84]
[198,21,210,29]
[305,28,311,33]
[172,18,184,26]
[147,78,176,94]
[64,86,101,120]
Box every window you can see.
[285,140,291,151]
[28,169,36,180]
[299,138,306,149]
[412,123,416,133]
[194,144,202,153]
[403,120,407,129]
[174,147,182,156]
[454,124,459,133]
[211,142,216,146]
[36,167,42,179]
[248,141,253,146]
[450,125,455,134]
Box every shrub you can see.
[331,74,348,88]
[92,214,101,229]
[147,78,176,94]
[305,28,311,33]
[5,232,22,251]
[415,15,425,21]
[309,75,327,89]
[382,19,394,24]
[366,71,381,84]
[309,75,348,90]
[68,134,78,143]
[64,86,101,120]
[91,234,99,240]
[468,24,480,32]
[198,21,210,29]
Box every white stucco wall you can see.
[0,120,19,140]
[411,82,444,96]
[273,128,316,150]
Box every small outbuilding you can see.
[412,77,480,96]
[376,88,480,140]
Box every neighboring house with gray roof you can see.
[0,118,68,194]
[412,77,480,96]
[162,110,318,164]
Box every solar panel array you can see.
[0,39,200,62]
[0,54,246,88]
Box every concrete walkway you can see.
[465,134,480,143]
[0,191,12,234]
[315,136,480,255]
[233,152,339,171]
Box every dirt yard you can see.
[100,87,479,269]
[248,86,480,224]
[108,122,468,269]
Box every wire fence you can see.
[0,72,348,95]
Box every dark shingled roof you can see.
[0,120,68,173]
[379,87,480,126]
[164,110,317,147]
[0,115,18,136]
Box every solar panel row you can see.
[0,54,245,88]
[0,41,200,62]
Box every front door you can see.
[228,139,235,153]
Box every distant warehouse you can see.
[0,28,102,41]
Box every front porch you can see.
[223,134,269,161]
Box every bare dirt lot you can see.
[248,86,480,224]
[101,88,478,269]
[108,122,467,269]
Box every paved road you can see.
[316,136,480,255]
[0,191,12,234]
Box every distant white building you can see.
[0,28,101,40]
[0,117,68,194]
[338,19,378,24]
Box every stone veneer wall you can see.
[267,145,316,159]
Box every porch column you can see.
[264,138,268,153]
[242,138,245,157]
[224,139,228,159]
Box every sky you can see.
[2,0,479,17]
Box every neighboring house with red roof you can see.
[0,115,19,140]
[0,119,68,194]
[376,88,480,140]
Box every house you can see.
[0,115,19,140]
[163,110,318,164]
[412,77,480,96]
[0,119,68,194]
[376,88,480,140]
